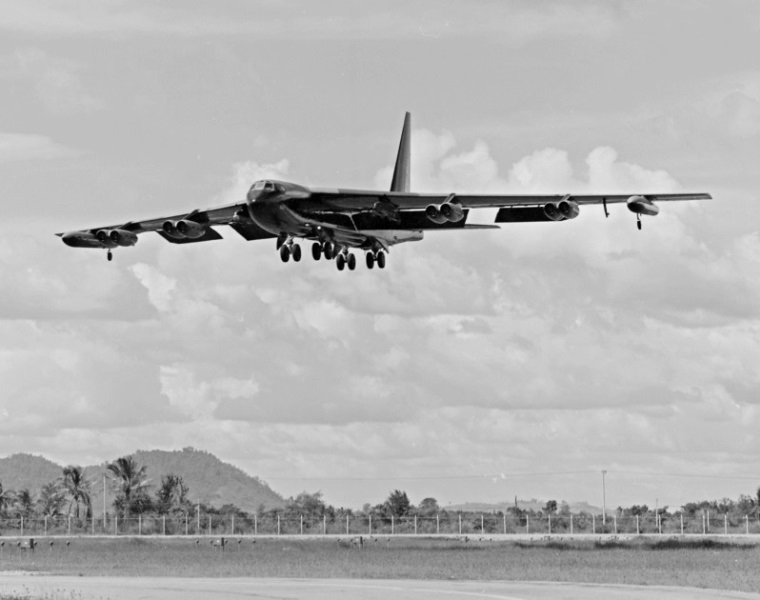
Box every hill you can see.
[0,454,62,491]
[1,448,286,515]
[446,499,608,515]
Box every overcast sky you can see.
[1,1,759,511]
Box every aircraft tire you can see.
[280,245,291,263]
[324,243,334,260]
[377,251,386,269]
[292,244,302,262]
[107,251,113,262]
[311,242,322,261]
[336,254,346,271]
[366,253,374,269]
[347,253,356,271]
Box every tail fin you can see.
[390,112,411,192]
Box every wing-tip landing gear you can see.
[107,250,113,262]
[636,214,642,230]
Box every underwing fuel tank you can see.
[626,195,660,216]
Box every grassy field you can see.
[1,537,759,593]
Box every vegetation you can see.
[1,537,760,592]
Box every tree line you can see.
[3,455,760,524]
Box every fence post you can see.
[185,513,188,536]
[232,515,235,536]
[208,516,211,536]
[91,515,94,535]
[614,515,617,535]
[392,515,395,535]
[68,515,71,535]
[163,515,166,536]
[196,506,200,535]
[706,510,710,533]
[458,514,461,535]
[570,514,573,535]
[21,516,24,536]
[503,512,506,535]
[481,514,484,535]
[548,514,551,535]
[526,515,530,534]
[702,513,706,535]
[346,514,349,535]
[300,515,303,535]
[415,515,418,535]
[115,515,118,535]
[592,515,595,535]
[254,515,257,536]
[45,516,48,536]
[437,514,440,535]
[277,515,281,535]
[636,515,639,535]
[138,515,142,536]
[746,515,749,535]
[724,514,728,535]
[323,514,326,535]
[680,513,684,535]
[368,515,371,535]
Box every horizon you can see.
[1,2,759,511]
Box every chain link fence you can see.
[2,512,760,537]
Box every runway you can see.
[1,574,759,600]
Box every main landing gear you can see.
[365,250,386,270]
[278,240,302,263]
[276,237,387,271]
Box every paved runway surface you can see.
[1,574,759,600]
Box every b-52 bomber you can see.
[58,113,711,271]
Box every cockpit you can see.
[248,180,281,202]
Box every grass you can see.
[1,536,759,593]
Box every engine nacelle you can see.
[176,219,205,239]
[108,229,138,247]
[425,204,448,224]
[558,199,580,220]
[440,201,464,223]
[627,195,659,216]
[543,202,564,221]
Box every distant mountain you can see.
[446,499,608,515]
[0,454,62,491]
[0,448,286,515]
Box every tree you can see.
[543,500,558,514]
[38,481,67,517]
[155,474,190,515]
[107,456,151,517]
[418,497,439,516]
[0,482,14,517]
[62,466,92,519]
[385,490,411,518]
[14,488,36,519]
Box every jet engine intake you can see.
[558,199,580,220]
[626,195,660,216]
[440,201,464,223]
[425,204,448,225]
[108,229,138,247]
[543,202,564,221]
[176,219,206,238]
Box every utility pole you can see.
[601,470,607,526]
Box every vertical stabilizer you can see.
[390,112,411,192]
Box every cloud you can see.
[0,132,77,162]
[0,1,620,43]
[1,47,104,115]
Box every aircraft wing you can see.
[308,189,712,212]
[56,201,276,246]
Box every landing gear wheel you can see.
[347,253,356,271]
[311,242,322,261]
[376,251,386,269]
[323,243,334,260]
[636,215,642,231]
[366,252,375,269]
[336,254,346,271]
[292,243,302,262]
[107,250,113,262]
[279,245,291,263]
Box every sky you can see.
[1,0,759,512]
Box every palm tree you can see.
[0,481,15,517]
[14,488,35,519]
[107,456,151,517]
[37,481,67,517]
[62,466,92,519]
[155,474,190,515]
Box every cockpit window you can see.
[252,181,265,191]
[252,180,275,192]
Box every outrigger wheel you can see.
[107,250,113,262]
